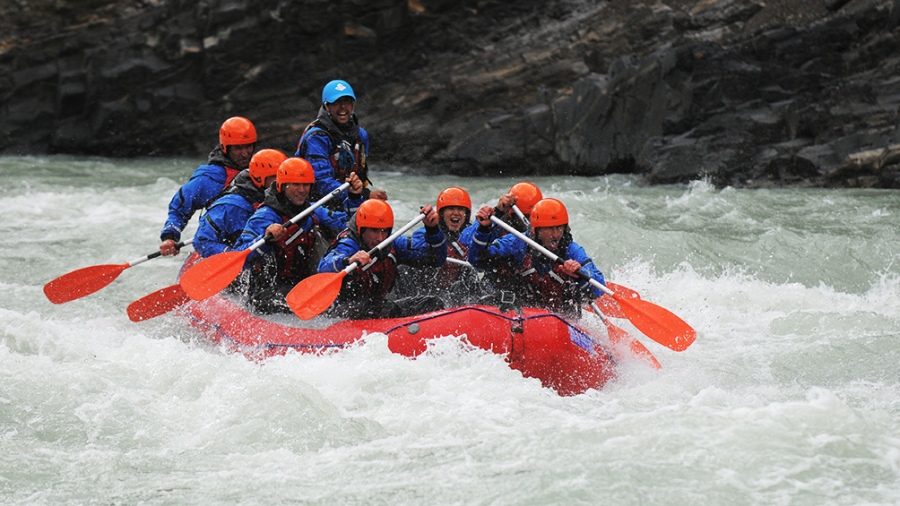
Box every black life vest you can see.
[298,122,369,192]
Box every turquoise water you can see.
[1,155,898,504]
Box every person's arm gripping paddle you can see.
[490,215,696,352]
[178,183,351,301]
[286,213,427,320]
[44,240,193,304]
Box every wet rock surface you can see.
[2,0,898,188]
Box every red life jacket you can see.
[223,166,241,188]
[271,214,319,282]
[436,239,468,288]
[334,230,398,300]
[203,166,243,210]
[512,252,581,312]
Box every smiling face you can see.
[325,96,355,126]
[283,182,311,207]
[440,206,467,233]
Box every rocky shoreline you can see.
[2,0,899,188]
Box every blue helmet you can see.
[322,80,356,104]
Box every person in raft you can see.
[393,186,485,306]
[295,79,387,214]
[317,199,447,320]
[493,181,544,237]
[192,149,287,258]
[467,181,543,295]
[159,116,257,256]
[232,157,364,314]
[467,197,606,317]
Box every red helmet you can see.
[436,187,472,213]
[356,199,394,233]
[248,149,287,188]
[219,116,257,149]
[530,198,569,228]
[509,182,543,215]
[276,157,314,192]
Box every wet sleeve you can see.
[318,238,359,273]
[234,208,278,262]
[567,242,605,297]
[304,135,344,197]
[160,168,225,241]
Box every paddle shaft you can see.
[588,300,622,344]
[128,183,351,319]
[446,257,473,268]
[511,204,529,227]
[246,182,351,252]
[44,239,196,304]
[178,182,353,302]
[490,215,696,352]
[341,213,426,275]
[137,239,193,266]
[589,301,611,326]
[285,212,428,320]
[589,300,661,369]
[488,215,609,295]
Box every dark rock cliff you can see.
[2,0,899,188]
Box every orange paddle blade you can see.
[127,284,190,322]
[285,271,347,320]
[44,263,129,304]
[614,295,696,352]
[606,282,640,300]
[593,296,625,318]
[606,322,662,369]
[594,295,626,318]
[594,282,641,319]
[179,250,250,301]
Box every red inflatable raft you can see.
[177,256,620,396]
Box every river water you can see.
[1,155,898,505]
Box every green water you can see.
[1,155,898,505]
